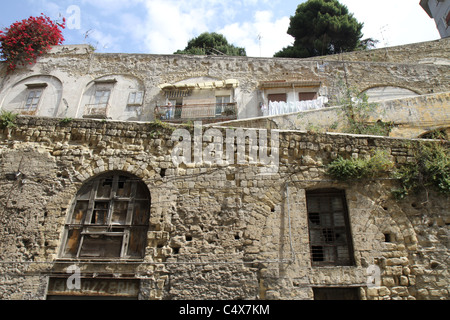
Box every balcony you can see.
[155,103,237,123]
[84,103,110,119]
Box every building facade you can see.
[421,0,450,38]
[0,39,449,300]
[0,38,449,137]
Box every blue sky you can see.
[0,0,441,57]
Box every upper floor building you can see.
[0,38,449,137]
[421,0,450,38]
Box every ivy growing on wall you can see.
[392,142,450,199]
[326,142,450,200]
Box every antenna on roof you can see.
[257,33,262,57]
[379,24,390,58]
[380,25,390,47]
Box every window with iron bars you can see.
[306,189,355,266]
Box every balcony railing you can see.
[155,103,237,123]
[84,103,110,119]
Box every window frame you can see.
[215,95,231,116]
[306,189,355,267]
[127,91,144,106]
[60,173,150,260]
[22,83,48,113]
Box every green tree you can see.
[175,32,246,56]
[275,0,373,58]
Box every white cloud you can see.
[139,0,293,56]
[219,10,293,57]
[141,0,214,54]
[340,0,440,47]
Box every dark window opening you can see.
[313,288,360,300]
[384,233,391,243]
[306,189,355,266]
[299,92,318,101]
[268,93,287,103]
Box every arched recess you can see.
[77,74,145,121]
[362,86,420,102]
[419,127,450,140]
[59,171,151,259]
[0,74,63,117]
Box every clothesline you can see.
[261,97,328,117]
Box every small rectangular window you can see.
[128,91,144,105]
[313,288,360,300]
[307,189,355,266]
[268,93,287,103]
[216,95,231,116]
[93,90,111,106]
[299,92,318,101]
[25,89,43,111]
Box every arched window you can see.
[60,172,150,259]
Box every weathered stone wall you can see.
[1,40,449,121]
[0,117,448,300]
[317,38,450,64]
[215,91,450,139]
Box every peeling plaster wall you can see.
[0,39,449,122]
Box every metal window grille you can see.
[306,189,355,266]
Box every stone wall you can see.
[317,38,450,64]
[1,39,449,121]
[0,117,448,300]
[214,91,450,139]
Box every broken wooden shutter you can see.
[61,172,150,259]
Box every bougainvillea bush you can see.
[0,14,65,72]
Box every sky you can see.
[0,0,441,57]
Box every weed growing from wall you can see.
[148,119,175,138]
[326,149,394,180]
[0,111,18,129]
[326,141,449,200]
[392,142,450,199]
[332,79,393,136]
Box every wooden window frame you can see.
[127,91,144,106]
[306,189,355,267]
[60,172,150,260]
[23,83,47,112]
